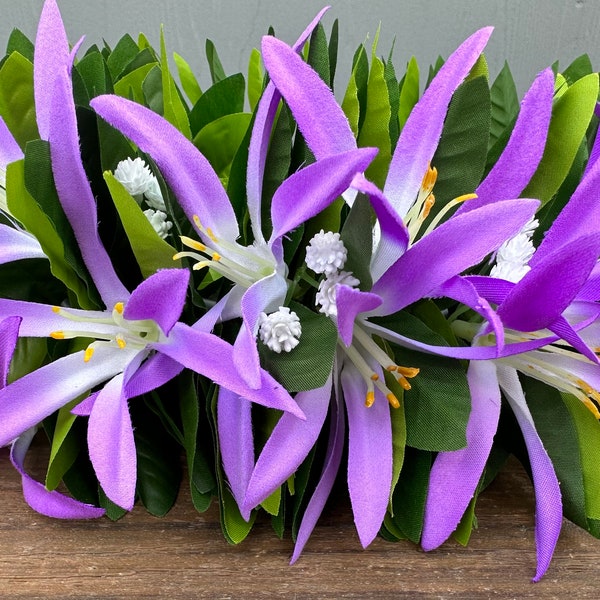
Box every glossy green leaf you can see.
[260,486,282,516]
[247,48,264,112]
[467,54,489,82]
[113,63,157,104]
[206,39,226,84]
[0,52,38,148]
[106,34,139,79]
[6,29,34,62]
[259,302,337,392]
[523,73,599,205]
[173,51,202,105]
[452,494,478,545]
[193,112,252,181]
[46,400,80,490]
[387,376,406,508]
[397,56,419,133]
[307,23,330,86]
[384,47,400,148]
[7,337,47,384]
[342,46,368,137]
[328,19,339,88]
[563,54,593,86]
[104,172,180,277]
[76,51,112,98]
[488,61,519,151]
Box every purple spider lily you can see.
[0,0,303,515]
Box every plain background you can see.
[2,1,600,96]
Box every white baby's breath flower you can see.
[114,157,155,201]
[144,175,166,211]
[490,217,538,283]
[305,229,348,276]
[143,209,173,240]
[258,307,302,353]
[315,270,360,317]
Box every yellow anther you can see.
[114,302,124,315]
[365,391,375,407]
[396,376,412,391]
[370,373,379,381]
[52,306,60,313]
[84,347,95,363]
[212,252,222,262]
[180,236,207,252]
[396,366,420,378]
[454,193,478,204]
[50,331,65,340]
[205,228,218,243]
[421,164,438,192]
[422,194,435,219]
[116,337,127,349]
[193,215,202,227]
[386,393,400,409]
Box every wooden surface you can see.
[1,448,600,599]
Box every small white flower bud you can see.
[258,307,302,353]
[305,229,348,276]
[114,157,155,201]
[315,271,360,318]
[143,209,173,240]
[144,176,166,212]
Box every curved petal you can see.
[260,36,356,160]
[422,361,501,550]
[11,427,105,519]
[372,199,539,315]
[0,117,24,167]
[548,316,598,364]
[291,369,346,564]
[49,68,129,307]
[217,388,254,517]
[33,0,70,140]
[0,315,20,385]
[384,28,493,219]
[247,7,330,240]
[234,271,288,389]
[336,286,382,346]
[497,366,562,582]
[88,372,136,510]
[154,322,304,418]
[268,148,377,244]
[498,233,600,331]
[341,360,392,548]
[460,68,555,213]
[0,225,46,264]
[124,268,189,335]
[90,95,238,242]
[0,345,136,447]
[463,274,515,305]
[243,377,332,513]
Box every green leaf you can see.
[189,73,246,137]
[6,29,34,62]
[0,52,39,148]
[384,48,400,149]
[7,337,47,384]
[387,379,406,507]
[562,54,593,86]
[488,61,519,152]
[340,193,374,290]
[142,65,164,114]
[104,172,180,277]
[260,486,282,516]
[357,34,391,188]
[426,75,490,227]
[193,113,252,182]
[561,393,600,521]
[6,161,93,308]
[397,56,420,133]
[523,378,587,528]
[329,19,339,87]
[307,23,330,86]
[221,487,256,544]
[45,400,81,490]
[76,50,112,98]
[98,487,128,521]
[342,46,368,137]
[247,48,264,112]
[259,302,337,392]
[173,51,202,105]
[452,494,478,545]
[160,28,191,139]
[113,62,157,104]
[523,73,599,205]
[106,34,140,79]
[467,54,489,82]
[206,39,227,84]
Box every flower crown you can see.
[1,0,600,583]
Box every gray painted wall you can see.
[2,1,600,95]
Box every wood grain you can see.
[1,446,599,599]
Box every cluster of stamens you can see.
[173,215,276,288]
[49,302,161,363]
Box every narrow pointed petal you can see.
[350,173,409,282]
[218,389,254,517]
[49,69,128,307]
[291,383,345,564]
[464,275,515,305]
[91,95,238,242]
[124,268,189,335]
[0,117,23,166]
[34,0,70,140]
[498,233,600,331]
[88,372,136,510]
[261,35,356,160]
[532,157,600,265]
[154,322,304,418]
[336,286,382,346]
[70,392,98,417]
[244,378,332,513]
[422,361,500,550]
[384,28,493,219]
[247,7,330,240]
[341,362,392,548]
[548,316,599,364]
[0,316,20,385]
[372,199,539,315]
[234,272,288,389]
[0,225,46,264]
[269,148,377,243]
[11,428,105,519]
[497,366,562,582]
[0,346,136,447]
[460,68,554,213]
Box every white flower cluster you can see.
[490,217,538,283]
[114,157,171,238]
[258,306,302,353]
[306,230,359,317]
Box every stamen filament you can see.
[421,193,478,237]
